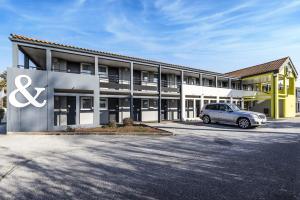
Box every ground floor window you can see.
[149,99,158,108]
[100,98,108,110]
[142,99,149,109]
[80,96,93,111]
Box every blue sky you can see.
[0,0,300,85]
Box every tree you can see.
[0,70,7,108]
[0,70,7,89]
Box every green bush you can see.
[123,118,133,126]
[108,120,117,128]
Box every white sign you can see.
[9,75,46,108]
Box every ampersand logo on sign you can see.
[9,75,46,108]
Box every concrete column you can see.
[228,78,232,89]
[199,73,203,86]
[230,97,233,104]
[130,62,134,119]
[272,74,279,119]
[76,95,80,125]
[180,70,185,121]
[158,65,161,122]
[215,76,218,87]
[95,56,99,75]
[216,96,220,103]
[46,48,53,130]
[24,55,29,69]
[200,95,204,109]
[94,56,100,126]
[46,49,52,71]
[12,43,19,68]
[241,99,245,110]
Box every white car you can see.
[200,103,267,129]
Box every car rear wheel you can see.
[202,115,211,124]
[238,118,251,129]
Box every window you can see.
[142,99,149,108]
[189,78,196,85]
[149,99,158,108]
[153,73,158,83]
[80,97,93,110]
[99,98,108,110]
[232,82,236,89]
[205,104,218,110]
[184,77,188,84]
[185,100,193,108]
[142,72,149,82]
[81,63,93,74]
[219,104,231,111]
[262,84,271,93]
[98,65,108,77]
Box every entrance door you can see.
[108,98,119,122]
[133,99,141,121]
[161,99,168,120]
[196,100,201,117]
[67,96,76,125]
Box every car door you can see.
[205,104,219,121]
[218,104,234,123]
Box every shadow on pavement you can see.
[0,132,299,200]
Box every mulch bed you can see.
[12,124,172,136]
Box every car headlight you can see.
[251,114,260,119]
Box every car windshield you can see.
[230,104,240,111]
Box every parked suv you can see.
[200,103,267,129]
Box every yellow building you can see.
[226,57,298,119]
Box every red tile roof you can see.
[225,57,289,78]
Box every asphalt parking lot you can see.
[0,118,299,200]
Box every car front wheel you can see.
[238,118,251,129]
[202,115,211,124]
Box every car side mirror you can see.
[227,109,233,112]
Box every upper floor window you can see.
[99,65,108,77]
[142,72,149,82]
[262,84,271,93]
[81,63,93,74]
[153,73,158,83]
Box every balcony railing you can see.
[52,68,94,75]
[161,80,180,93]
[99,74,130,90]
[17,65,46,71]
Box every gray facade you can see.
[7,35,247,132]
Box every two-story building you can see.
[226,57,298,118]
[6,34,298,132]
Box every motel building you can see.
[6,34,298,132]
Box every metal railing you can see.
[52,68,94,75]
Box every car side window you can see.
[219,104,231,111]
[219,104,226,111]
[206,104,218,110]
